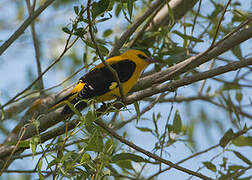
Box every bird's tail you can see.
[48,93,78,111]
[49,81,86,114]
[49,94,88,115]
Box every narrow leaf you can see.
[80,153,91,164]
[219,128,234,148]
[136,126,153,133]
[172,30,204,42]
[30,136,40,157]
[232,136,252,147]
[112,153,146,163]
[62,27,72,34]
[92,0,110,18]
[203,161,217,172]
[233,151,251,165]
[173,110,182,133]
[127,0,134,20]
[38,158,44,180]
[134,102,140,122]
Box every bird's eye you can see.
[138,54,147,59]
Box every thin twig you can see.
[3,170,52,173]
[13,62,93,105]
[0,127,27,176]
[26,0,44,94]
[159,93,175,172]
[113,93,168,130]
[210,0,232,48]
[188,0,202,48]
[129,2,164,48]
[86,0,126,103]
[227,165,252,180]
[147,144,219,180]
[1,34,78,109]
[198,0,232,94]
[213,15,252,48]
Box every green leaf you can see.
[203,161,217,172]
[103,29,113,37]
[115,4,122,17]
[220,83,240,91]
[115,160,134,170]
[232,136,252,147]
[85,110,97,124]
[136,127,153,133]
[173,110,182,133]
[232,9,248,22]
[219,128,234,148]
[154,64,161,72]
[104,138,114,155]
[8,140,30,148]
[61,151,73,162]
[65,101,82,117]
[85,133,103,152]
[97,44,109,56]
[80,153,91,164]
[172,30,204,42]
[74,6,79,15]
[229,165,245,172]
[47,158,58,169]
[166,2,175,25]
[127,0,134,20]
[30,136,40,157]
[134,102,140,122]
[112,153,146,163]
[1,104,4,120]
[74,28,87,38]
[92,0,110,18]
[83,39,109,56]
[38,158,44,180]
[233,151,251,165]
[235,91,243,103]
[231,45,242,60]
[62,27,72,34]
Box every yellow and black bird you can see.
[50,49,157,114]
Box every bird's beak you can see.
[145,57,158,64]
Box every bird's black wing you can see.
[79,59,136,99]
[62,59,136,114]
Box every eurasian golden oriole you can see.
[50,50,157,114]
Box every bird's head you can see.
[121,50,157,65]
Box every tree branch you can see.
[132,24,252,92]
[26,0,44,93]
[0,0,56,56]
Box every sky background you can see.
[0,0,251,179]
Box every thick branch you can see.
[127,58,252,105]
[147,0,199,31]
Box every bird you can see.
[50,49,157,114]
